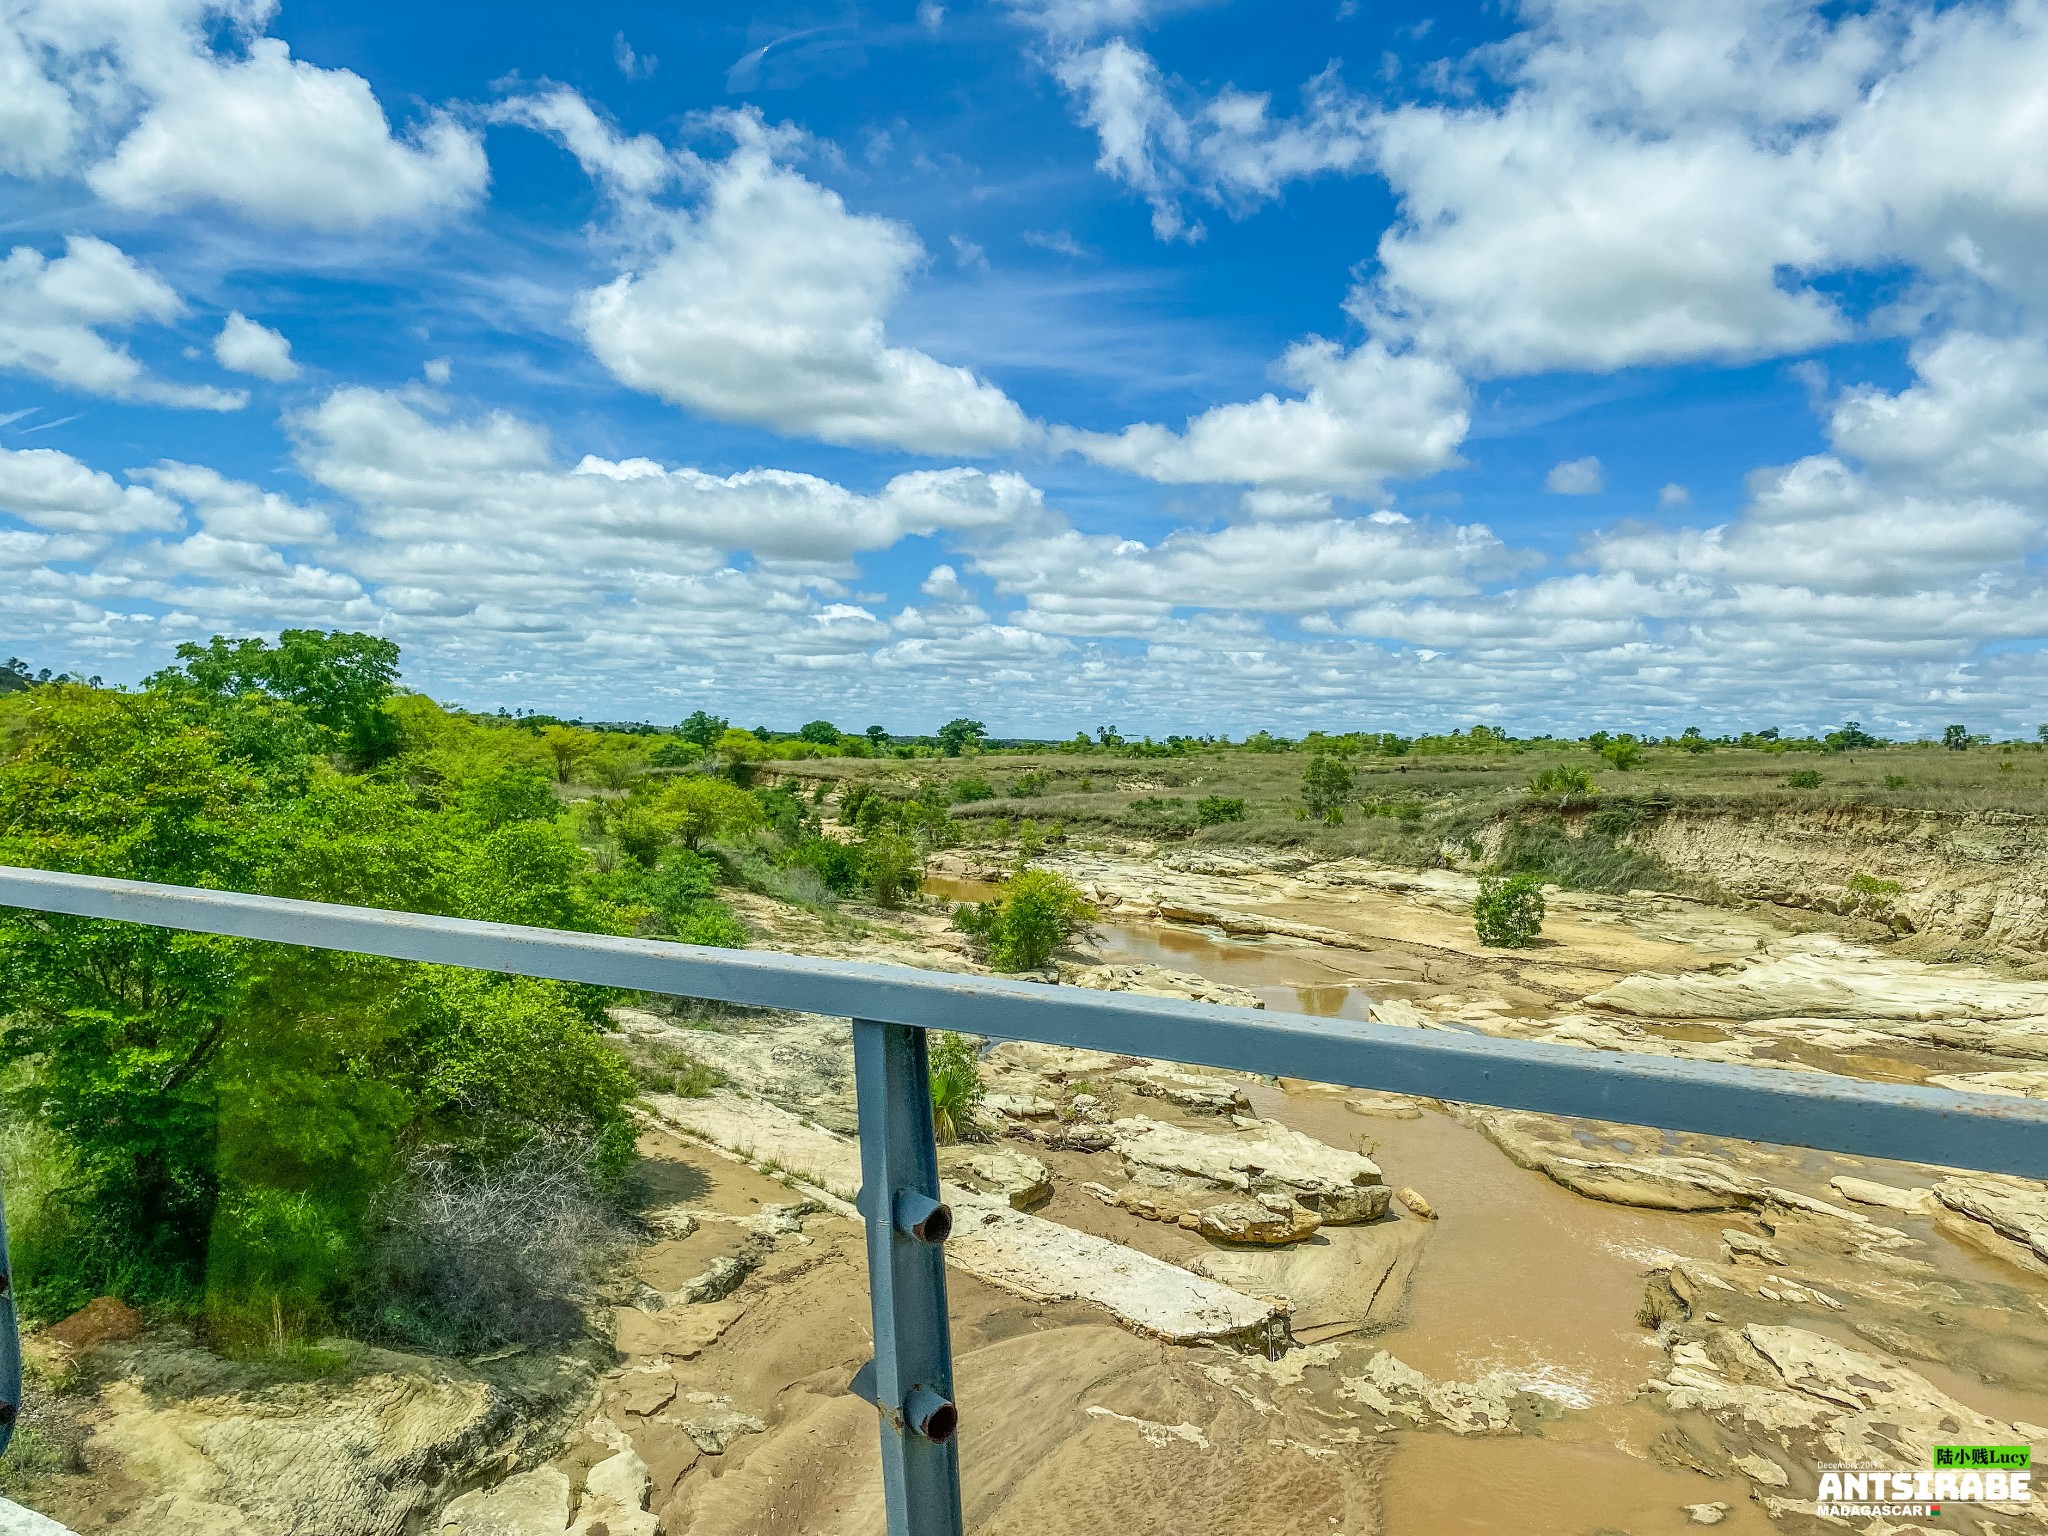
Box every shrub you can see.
[861,831,923,906]
[1010,771,1052,798]
[1302,753,1353,818]
[363,1139,632,1353]
[951,869,1096,971]
[1474,873,1546,947]
[1846,873,1902,897]
[927,1033,983,1145]
[1600,740,1644,771]
[1195,795,1246,825]
[784,834,866,895]
[952,776,996,803]
[1882,774,1910,790]
[1527,765,1598,808]
[1787,769,1823,788]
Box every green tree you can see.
[1301,753,1353,819]
[149,629,402,764]
[798,719,841,745]
[937,718,987,757]
[677,711,729,748]
[1943,724,1971,751]
[865,724,890,749]
[649,774,764,851]
[1474,873,1545,947]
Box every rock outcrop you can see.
[1108,1116,1390,1224]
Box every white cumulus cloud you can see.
[212,311,298,381]
[1546,457,1604,495]
[0,236,245,409]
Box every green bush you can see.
[1527,765,1598,808]
[1882,774,1910,789]
[1787,769,1824,788]
[952,776,996,803]
[861,831,923,906]
[1845,873,1902,897]
[1474,873,1546,947]
[1600,740,1644,771]
[951,869,1096,971]
[1195,795,1246,825]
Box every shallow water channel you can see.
[923,874,2048,1533]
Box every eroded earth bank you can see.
[24,817,2048,1536]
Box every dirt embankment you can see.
[1611,802,2048,954]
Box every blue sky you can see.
[3,0,2046,738]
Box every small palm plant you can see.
[927,1032,985,1145]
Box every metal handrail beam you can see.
[2,864,2044,1176]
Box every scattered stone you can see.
[939,1146,1053,1210]
[439,1466,570,1536]
[645,1207,699,1240]
[1720,1228,1786,1266]
[1347,1093,1423,1120]
[1682,1501,1729,1526]
[1338,1352,1550,1434]
[983,1092,1056,1120]
[1394,1187,1436,1221]
[1113,1064,1250,1114]
[1109,1115,1390,1224]
[568,1447,655,1536]
[1068,1092,1107,1122]
[679,1397,767,1456]
[1729,1453,1788,1488]
[611,1369,676,1417]
[653,1252,756,1307]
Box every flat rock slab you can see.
[439,1466,570,1536]
[1109,1115,1390,1224]
[0,1499,82,1536]
[945,1194,1283,1345]
[1935,1174,2048,1263]
[648,1092,1281,1344]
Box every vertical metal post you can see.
[0,1179,18,1456]
[850,1018,964,1536]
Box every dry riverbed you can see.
[20,841,2048,1536]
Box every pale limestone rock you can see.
[1083,1181,1320,1245]
[1109,1115,1390,1224]
[1729,1452,1788,1487]
[1395,1187,1436,1220]
[1653,1323,2032,1507]
[611,1369,676,1417]
[439,1466,570,1536]
[939,1146,1053,1210]
[568,1448,654,1536]
[944,1194,1285,1345]
[1829,1175,1940,1215]
[0,1500,82,1536]
[982,1092,1056,1120]
[1682,1502,1729,1525]
[679,1397,766,1455]
[1927,1068,2048,1099]
[1934,1174,2048,1265]
[1338,1352,1541,1434]
[1720,1228,1787,1266]
[1464,1109,1761,1212]
[1112,1064,1250,1114]
[1347,1093,1423,1120]
[650,1092,1282,1343]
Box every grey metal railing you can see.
[3,865,2047,1534]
